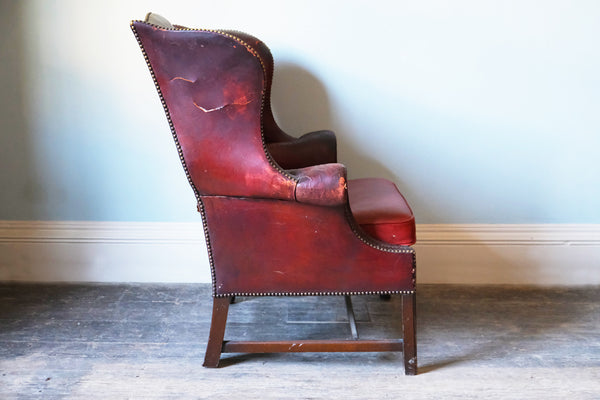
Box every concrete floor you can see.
[0,283,598,399]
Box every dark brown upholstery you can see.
[131,14,418,375]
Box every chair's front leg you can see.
[203,296,231,368]
[402,292,417,375]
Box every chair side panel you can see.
[202,196,416,296]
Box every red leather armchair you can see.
[131,13,418,375]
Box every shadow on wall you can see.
[270,62,442,223]
[270,63,402,184]
[0,2,41,220]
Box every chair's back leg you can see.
[402,293,417,375]
[203,296,232,368]
[344,295,359,340]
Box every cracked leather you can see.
[289,163,347,206]
[133,22,340,204]
[132,21,416,295]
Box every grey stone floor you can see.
[0,283,598,399]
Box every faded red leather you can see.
[202,196,415,295]
[348,178,417,246]
[132,22,296,200]
[289,163,347,206]
[131,20,416,296]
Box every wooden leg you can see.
[344,295,359,340]
[202,296,231,368]
[402,292,417,375]
[204,294,416,372]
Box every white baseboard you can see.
[414,224,600,285]
[1,221,599,285]
[0,221,210,283]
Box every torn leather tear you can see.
[193,97,255,113]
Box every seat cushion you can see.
[347,178,416,246]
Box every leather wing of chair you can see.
[131,13,418,375]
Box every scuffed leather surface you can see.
[132,22,296,200]
[202,196,415,295]
[348,178,416,246]
[133,21,416,297]
[289,163,347,206]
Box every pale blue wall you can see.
[1,0,599,223]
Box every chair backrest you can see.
[131,21,297,202]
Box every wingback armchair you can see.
[131,13,418,375]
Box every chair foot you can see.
[202,296,231,368]
[402,292,417,375]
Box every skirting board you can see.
[0,221,599,285]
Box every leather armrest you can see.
[288,163,347,206]
[267,130,337,169]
